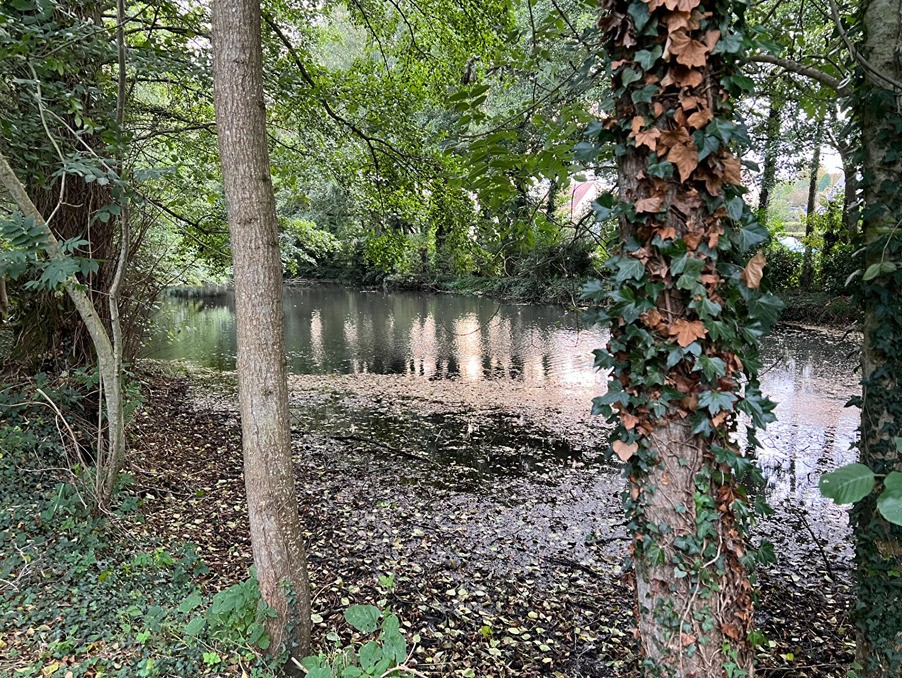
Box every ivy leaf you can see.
[697,355,727,381]
[698,389,737,415]
[613,439,638,462]
[668,318,707,347]
[746,293,784,328]
[616,256,646,283]
[635,45,663,70]
[819,463,876,505]
[877,472,902,526]
[740,251,766,290]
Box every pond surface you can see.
[148,283,862,561]
[147,284,602,386]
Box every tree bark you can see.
[851,0,902,673]
[839,147,860,235]
[757,100,781,222]
[801,119,823,290]
[211,0,312,661]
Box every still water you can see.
[147,284,602,386]
[146,284,861,513]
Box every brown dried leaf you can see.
[630,115,645,137]
[635,127,661,151]
[667,141,699,181]
[723,155,742,184]
[739,250,766,289]
[687,108,713,128]
[636,195,665,213]
[668,30,711,68]
[622,412,640,430]
[613,439,639,462]
[656,224,677,241]
[665,10,701,34]
[704,29,721,51]
[668,318,707,347]
[640,308,664,328]
[684,231,703,250]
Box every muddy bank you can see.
[131,370,856,677]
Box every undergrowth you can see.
[0,376,414,677]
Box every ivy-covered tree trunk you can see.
[800,119,823,290]
[758,99,781,222]
[850,0,902,672]
[592,0,780,673]
[212,0,313,661]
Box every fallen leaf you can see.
[613,439,639,462]
[668,318,707,347]
[740,250,766,289]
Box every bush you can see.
[764,241,804,291]
[821,241,859,295]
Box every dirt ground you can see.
[129,371,856,677]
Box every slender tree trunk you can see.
[0,276,8,320]
[851,0,902,673]
[840,149,860,235]
[212,0,312,661]
[758,100,781,222]
[597,0,765,672]
[801,120,823,290]
[0,151,126,509]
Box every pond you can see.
[146,283,861,567]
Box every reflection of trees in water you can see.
[152,288,671,386]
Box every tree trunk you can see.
[0,276,8,320]
[840,149,860,235]
[597,0,766,673]
[211,0,312,661]
[801,119,823,290]
[758,100,781,222]
[851,0,902,673]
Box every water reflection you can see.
[146,284,604,387]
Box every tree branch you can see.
[747,54,851,96]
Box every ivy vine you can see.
[582,0,782,671]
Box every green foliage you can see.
[0,211,99,290]
[819,463,876,505]
[279,217,343,278]
[0,377,287,676]
[820,445,902,528]
[300,606,413,678]
[205,574,277,650]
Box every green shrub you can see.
[764,241,804,291]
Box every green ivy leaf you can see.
[819,463,876,504]
[616,256,646,283]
